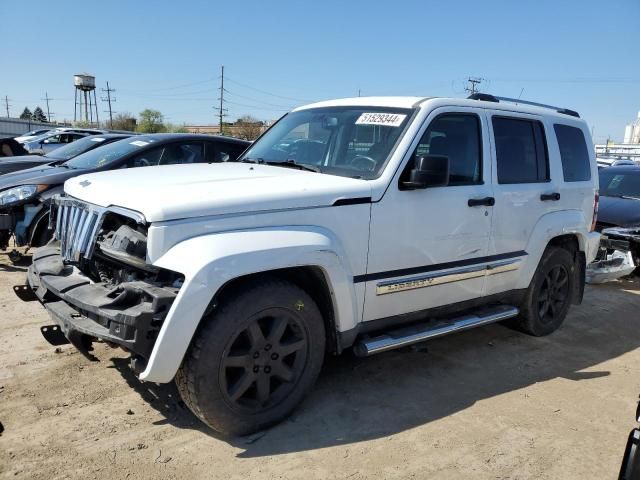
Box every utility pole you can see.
[218,65,225,134]
[464,77,484,95]
[101,82,116,128]
[3,96,10,117]
[42,92,52,122]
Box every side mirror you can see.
[402,155,449,189]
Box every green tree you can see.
[19,107,32,120]
[136,109,165,133]
[32,106,47,122]
[165,122,188,133]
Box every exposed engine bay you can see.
[26,203,184,372]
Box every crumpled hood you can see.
[64,163,372,222]
[598,195,640,228]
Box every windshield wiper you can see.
[621,195,640,201]
[266,159,320,173]
[240,157,264,164]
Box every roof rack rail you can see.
[466,94,580,118]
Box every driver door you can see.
[363,108,494,322]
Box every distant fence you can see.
[0,117,62,139]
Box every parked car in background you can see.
[597,157,636,169]
[22,94,600,435]
[23,131,93,155]
[0,134,132,175]
[0,133,250,260]
[590,165,640,279]
[0,138,28,157]
[14,129,53,143]
[597,165,640,229]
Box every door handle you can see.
[468,196,495,207]
[540,192,561,201]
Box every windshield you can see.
[46,136,113,161]
[238,106,414,179]
[599,170,640,198]
[64,137,153,169]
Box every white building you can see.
[623,111,640,144]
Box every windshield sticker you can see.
[130,140,149,147]
[355,113,407,127]
[90,137,106,142]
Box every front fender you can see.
[140,226,359,383]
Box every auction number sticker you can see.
[355,112,407,127]
[130,140,149,147]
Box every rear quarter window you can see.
[554,124,591,182]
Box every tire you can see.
[175,277,326,436]
[516,246,576,336]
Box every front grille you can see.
[54,197,104,263]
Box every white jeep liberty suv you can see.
[23,94,601,435]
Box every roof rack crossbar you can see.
[466,94,580,118]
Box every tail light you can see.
[590,191,599,232]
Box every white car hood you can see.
[64,163,372,222]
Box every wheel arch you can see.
[209,266,341,355]
[140,227,360,383]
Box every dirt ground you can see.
[1,251,640,479]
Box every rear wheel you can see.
[517,247,576,336]
[176,278,325,435]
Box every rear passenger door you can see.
[484,112,557,296]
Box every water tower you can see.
[73,73,99,125]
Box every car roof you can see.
[87,133,131,140]
[600,165,640,173]
[133,133,250,145]
[294,96,583,121]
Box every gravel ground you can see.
[1,250,639,479]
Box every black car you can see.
[0,133,250,259]
[0,134,132,175]
[598,166,640,230]
[597,166,640,270]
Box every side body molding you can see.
[140,226,359,383]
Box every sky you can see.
[1,0,639,142]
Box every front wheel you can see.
[516,247,576,336]
[176,278,325,435]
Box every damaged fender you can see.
[140,226,359,383]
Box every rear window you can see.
[554,124,591,182]
[493,117,549,184]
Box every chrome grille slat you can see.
[52,197,106,263]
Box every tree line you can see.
[19,107,48,123]
[18,106,265,141]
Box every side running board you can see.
[353,304,519,356]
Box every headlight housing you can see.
[0,185,47,207]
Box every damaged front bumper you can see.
[24,243,177,371]
[586,227,640,284]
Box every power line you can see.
[223,88,293,109]
[464,77,484,95]
[218,65,227,130]
[224,76,313,103]
[41,92,53,122]
[223,99,289,112]
[101,81,116,128]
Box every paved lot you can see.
[1,250,639,479]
